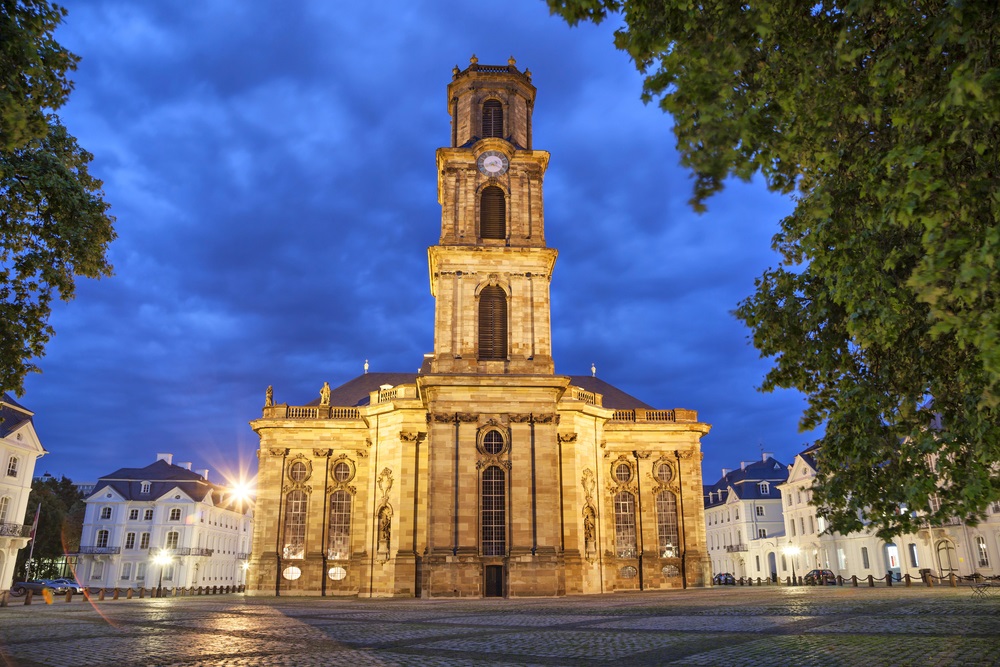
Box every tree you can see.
[14,474,84,580]
[547,0,999,537]
[1,0,115,396]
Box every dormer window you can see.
[759,482,770,495]
[100,507,112,520]
[482,99,503,138]
[140,481,151,494]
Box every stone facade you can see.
[0,394,46,591]
[246,58,711,598]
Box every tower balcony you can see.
[262,405,361,420]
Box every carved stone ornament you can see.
[457,413,478,423]
[534,414,557,424]
[282,483,312,495]
[266,448,289,457]
[365,438,373,448]
[581,469,596,504]
[399,431,420,443]
[355,449,369,459]
[377,468,393,503]
[508,414,532,423]
[430,413,454,423]
[582,504,598,563]
[476,458,511,471]
[313,449,333,458]
[558,433,578,443]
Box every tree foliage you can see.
[14,474,84,580]
[1,0,115,395]
[548,0,999,537]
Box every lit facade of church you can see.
[246,59,711,597]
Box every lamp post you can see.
[784,544,800,585]
[153,551,173,598]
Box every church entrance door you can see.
[484,565,504,597]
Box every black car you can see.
[9,579,66,596]
[804,568,837,585]
[713,572,736,585]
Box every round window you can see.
[282,566,302,581]
[615,463,632,483]
[657,464,673,483]
[483,430,504,455]
[328,566,347,581]
[333,462,352,482]
[289,461,308,482]
[620,566,638,579]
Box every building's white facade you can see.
[743,446,1000,582]
[704,454,788,579]
[0,394,46,591]
[76,454,253,590]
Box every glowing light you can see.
[153,550,173,566]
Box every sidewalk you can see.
[1,586,997,666]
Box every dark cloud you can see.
[22,0,819,486]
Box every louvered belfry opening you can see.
[482,99,503,138]
[478,285,508,360]
[480,186,506,240]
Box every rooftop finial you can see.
[364,359,369,374]
[470,54,478,65]
[508,55,516,67]
[591,363,596,377]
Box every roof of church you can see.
[93,459,219,503]
[0,393,34,438]
[305,372,654,410]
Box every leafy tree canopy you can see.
[1,0,115,395]
[15,474,84,580]
[547,0,999,538]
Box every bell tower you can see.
[428,56,557,375]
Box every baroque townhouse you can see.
[745,444,1000,582]
[703,454,788,579]
[0,394,47,591]
[76,454,253,590]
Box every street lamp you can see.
[153,550,173,598]
[783,544,800,585]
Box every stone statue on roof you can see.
[319,382,331,406]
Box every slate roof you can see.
[703,456,789,509]
[0,393,33,438]
[303,372,654,411]
[92,459,223,504]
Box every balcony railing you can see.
[569,388,600,406]
[262,405,361,420]
[0,523,30,538]
[236,552,251,560]
[79,546,121,555]
[726,544,749,553]
[610,408,699,423]
[159,547,214,557]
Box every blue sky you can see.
[22,0,819,488]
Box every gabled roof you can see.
[303,372,654,411]
[703,456,788,508]
[93,459,214,503]
[0,393,34,438]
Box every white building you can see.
[704,453,788,579]
[0,394,47,591]
[76,453,253,591]
[745,444,1000,583]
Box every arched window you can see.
[327,490,351,561]
[283,490,307,559]
[0,496,9,524]
[976,536,990,567]
[614,491,637,558]
[482,99,503,138]
[478,285,507,360]
[100,507,112,520]
[169,508,182,521]
[480,186,505,240]
[481,466,506,556]
[656,490,679,558]
[165,531,179,549]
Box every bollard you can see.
[852,575,858,587]
[886,573,893,587]
[904,574,911,587]
[24,590,32,605]
[868,575,875,587]
[139,587,145,598]
[65,590,73,603]
[949,573,957,587]
[99,589,106,601]
[0,591,7,608]
[113,588,120,600]
[924,573,933,588]
[126,588,133,599]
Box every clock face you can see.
[477,150,508,177]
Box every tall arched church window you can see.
[614,491,637,558]
[481,466,506,556]
[482,99,503,138]
[283,490,307,559]
[656,490,679,558]
[327,490,351,561]
[478,286,507,360]
[480,186,505,240]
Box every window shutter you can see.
[478,286,507,360]
[482,100,503,138]
[480,186,505,240]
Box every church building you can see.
[246,58,711,597]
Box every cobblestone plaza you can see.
[1,586,997,666]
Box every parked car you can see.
[804,569,837,585]
[8,580,65,596]
[49,578,86,594]
[713,572,736,585]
